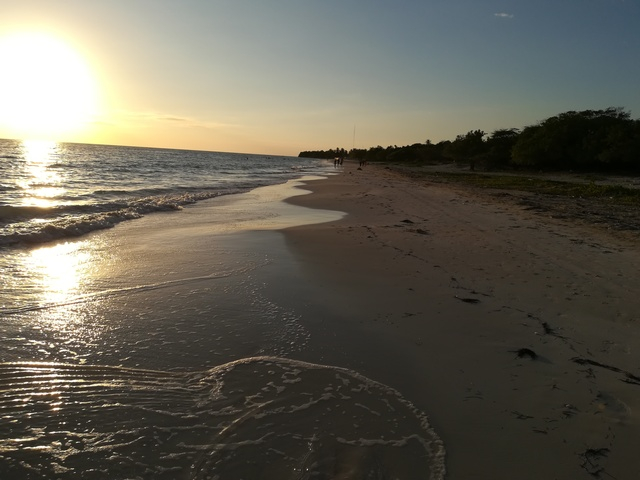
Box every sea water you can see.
[0,139,331,246]
[0,139,444,479]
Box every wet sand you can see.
[2,178,449,478]
[282,162,640,479]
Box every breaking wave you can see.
[0,190,238,246]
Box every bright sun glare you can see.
[0,31,101,140]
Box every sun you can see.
[0,31,101,140]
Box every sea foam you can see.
[0,357,445,479]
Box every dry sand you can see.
[282,162,640,479]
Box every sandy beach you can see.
[3,162,639,479]
[282,162,640,479]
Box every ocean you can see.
[0,139,444,479]
[0,139,333,247]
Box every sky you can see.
[1,0,639,155]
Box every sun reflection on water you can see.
[27,241,91,306]
[7,239,110,364]
[18,139,65,207]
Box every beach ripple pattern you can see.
[0,357,445,479]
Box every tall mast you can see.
[352,124,356,150]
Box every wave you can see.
[91,184,239,198]
[0,204,57,221]
[0,189,245,247]
[0,357,445,479]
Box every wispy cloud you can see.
[156,114,239,130]
[158,115,189,123]
[109,109,238,130]
[494,12,514,19]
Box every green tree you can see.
[485,128,520,169]
[596,119,640,170]
[511,108,637,170]
[300,107,639,172]
[444,130,486,169]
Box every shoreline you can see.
[282,162,640,479]
[3,165,638,478]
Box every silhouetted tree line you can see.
[299,108,640,172]
[298,147,348,159]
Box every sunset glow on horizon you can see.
[1,1,639,155]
